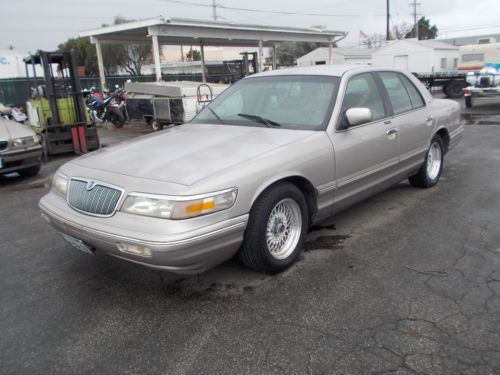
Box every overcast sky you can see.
[1,0,499,52]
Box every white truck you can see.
[460,41,500,108]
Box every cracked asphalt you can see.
[1,101,499,374]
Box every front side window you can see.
[340,73,385,122]
[191,75,340,130]
[378,72,413,115]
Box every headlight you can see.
[121,188,237,220]
[12,135,38,148]
[51,172,68,197]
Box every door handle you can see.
[425,116,434,126]
[386,128,399,136]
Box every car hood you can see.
[0,118,35,140]
[71,124,315,186]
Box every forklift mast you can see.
[24,50,99,156]
[25,51,87,126]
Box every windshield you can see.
[191,75,340,130]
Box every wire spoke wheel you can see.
[265,198,302,260]
[426,142,442,181]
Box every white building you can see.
[371,39,459,73]
[297,48,375,67]
[0,50,27,78]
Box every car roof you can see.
[248,64,376,79]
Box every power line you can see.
[159,0,385,17]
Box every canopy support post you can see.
[258,39,264,72]
[200,41,206,83]
[272,44,277,70]
[328,39,333,64]
[95,39,106,91]
[152,34,162,81]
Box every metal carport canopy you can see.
[79,17,347,88]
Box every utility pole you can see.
[386,0,390,41]
[409,0,421,39]
[212,0,218,21]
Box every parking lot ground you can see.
[1,107,500,374]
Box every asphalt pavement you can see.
[0,99,499,374]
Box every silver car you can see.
[1,118,42,177]
[39,66,463,274]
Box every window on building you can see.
[440,58,447,69]
[462,53,485,63]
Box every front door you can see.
[329,72,400,213]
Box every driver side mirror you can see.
[344,107,372,127]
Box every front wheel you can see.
[18,162,41,177]
[238,182,308,274]
[409,135,444,188]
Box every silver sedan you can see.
[39,65,463,274]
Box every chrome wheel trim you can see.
[266,198,302,260]
[426,142,442,181]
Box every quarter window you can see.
[378,72,413,115]
[341,73,385,123]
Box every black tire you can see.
[41,134,49,163]
[238,182,308,274]
[409,135,444,188]
[151,120,163,131]
[465,96,472,108]
[106,108,125,128]
[444,80,465,98]
[18,162,41,177]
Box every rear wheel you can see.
[106,108,125,128]
[444,80,465,98]
[409,135,444,188]
[465,96,472,108]
[238,182,308,274]
[151,120,163,131]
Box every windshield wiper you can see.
[207,107,225,124]
[238,113,281,128]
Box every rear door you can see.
[376,71,434,173]
[330,72,400,211]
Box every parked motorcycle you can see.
[84,88,126,128]
[108,86,128,121]
[0,103,28,123]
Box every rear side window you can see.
[378,72,413,115]
[341,73,385,122]
[399,74,425,109]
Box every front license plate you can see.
[60,233,94,254]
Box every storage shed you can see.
[371,39,459,73]
[297,47,375,67]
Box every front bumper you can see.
[0,145,42,174]
[465,86,500,97]
[39,192,248,274]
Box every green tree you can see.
[58,15,151,76]
[186,49,201,61]
[273,41,328,66]
[405,17,439,40]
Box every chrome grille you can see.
[67,179,123,216]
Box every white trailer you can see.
[124,81,228,131]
